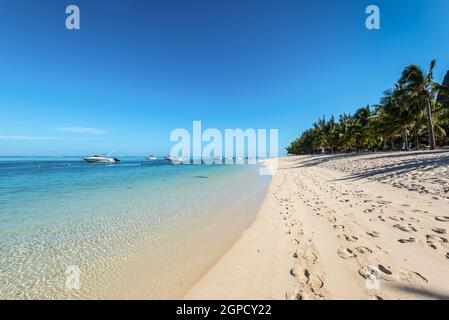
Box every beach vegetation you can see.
[287,61,449,155]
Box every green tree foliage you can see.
[287,61,449,155]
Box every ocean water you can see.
[0,157,270,299]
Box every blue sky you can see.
[0,0,448,156]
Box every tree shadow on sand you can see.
[285,150,449,182]
[385,282,449,300]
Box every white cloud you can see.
[0,135,61,141]
[54,126,108,135]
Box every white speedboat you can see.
[147,155,158,160]
[83,155,120,163]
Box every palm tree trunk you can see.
[403,129,408,150]
[415,128,419,150]
[425,97,436,150]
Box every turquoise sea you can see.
[0,157,270,299]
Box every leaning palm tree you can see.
[398,60,442,150]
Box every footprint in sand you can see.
[426,234,448,244]
[435,216,449,222]
[333,224,345,230]
[394,224,417,233]
[337,248,357,259]
[286,290,302,300]
[367,231,380,238]
[377,265,394,277]
[355,246,373,255]
[446,253,449,259]
[290,266,324,289]
[432,228,446,235]
[292,248,318,264]
[426,234,448,249]
[285,289,322,301]
[388,216,405,222]
[398,237,416,244]
[338,234,358,242]
[359,265,394,282]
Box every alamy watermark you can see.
[65,4,380,31]
[66,5,80,30]
[365,5,380,30]
[360,265,381,290]
[65,265,81,290]
[169,121,278,175]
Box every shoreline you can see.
[74,164,272,300]
[185,152,449,300]
[184,158,298,299]
[0,160,270,299]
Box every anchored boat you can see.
[83,155,120,163]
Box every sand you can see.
[185,150,449,300]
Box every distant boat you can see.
[83,155,120,163]
[147,155,158,160]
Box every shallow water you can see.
[0,157,270,299]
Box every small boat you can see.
[147,155,158,160]
[83,155,120,163]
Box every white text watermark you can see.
[169,121,278,175]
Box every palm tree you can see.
[436,83,449,146]
[337,114,355,153]
[327,115,338,153]
[286,61,449,155]
[379,84,422,150]
[313,116,328,153]
[398,60,441,150]
[352,105,372,151]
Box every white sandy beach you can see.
[185,150,449,300]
